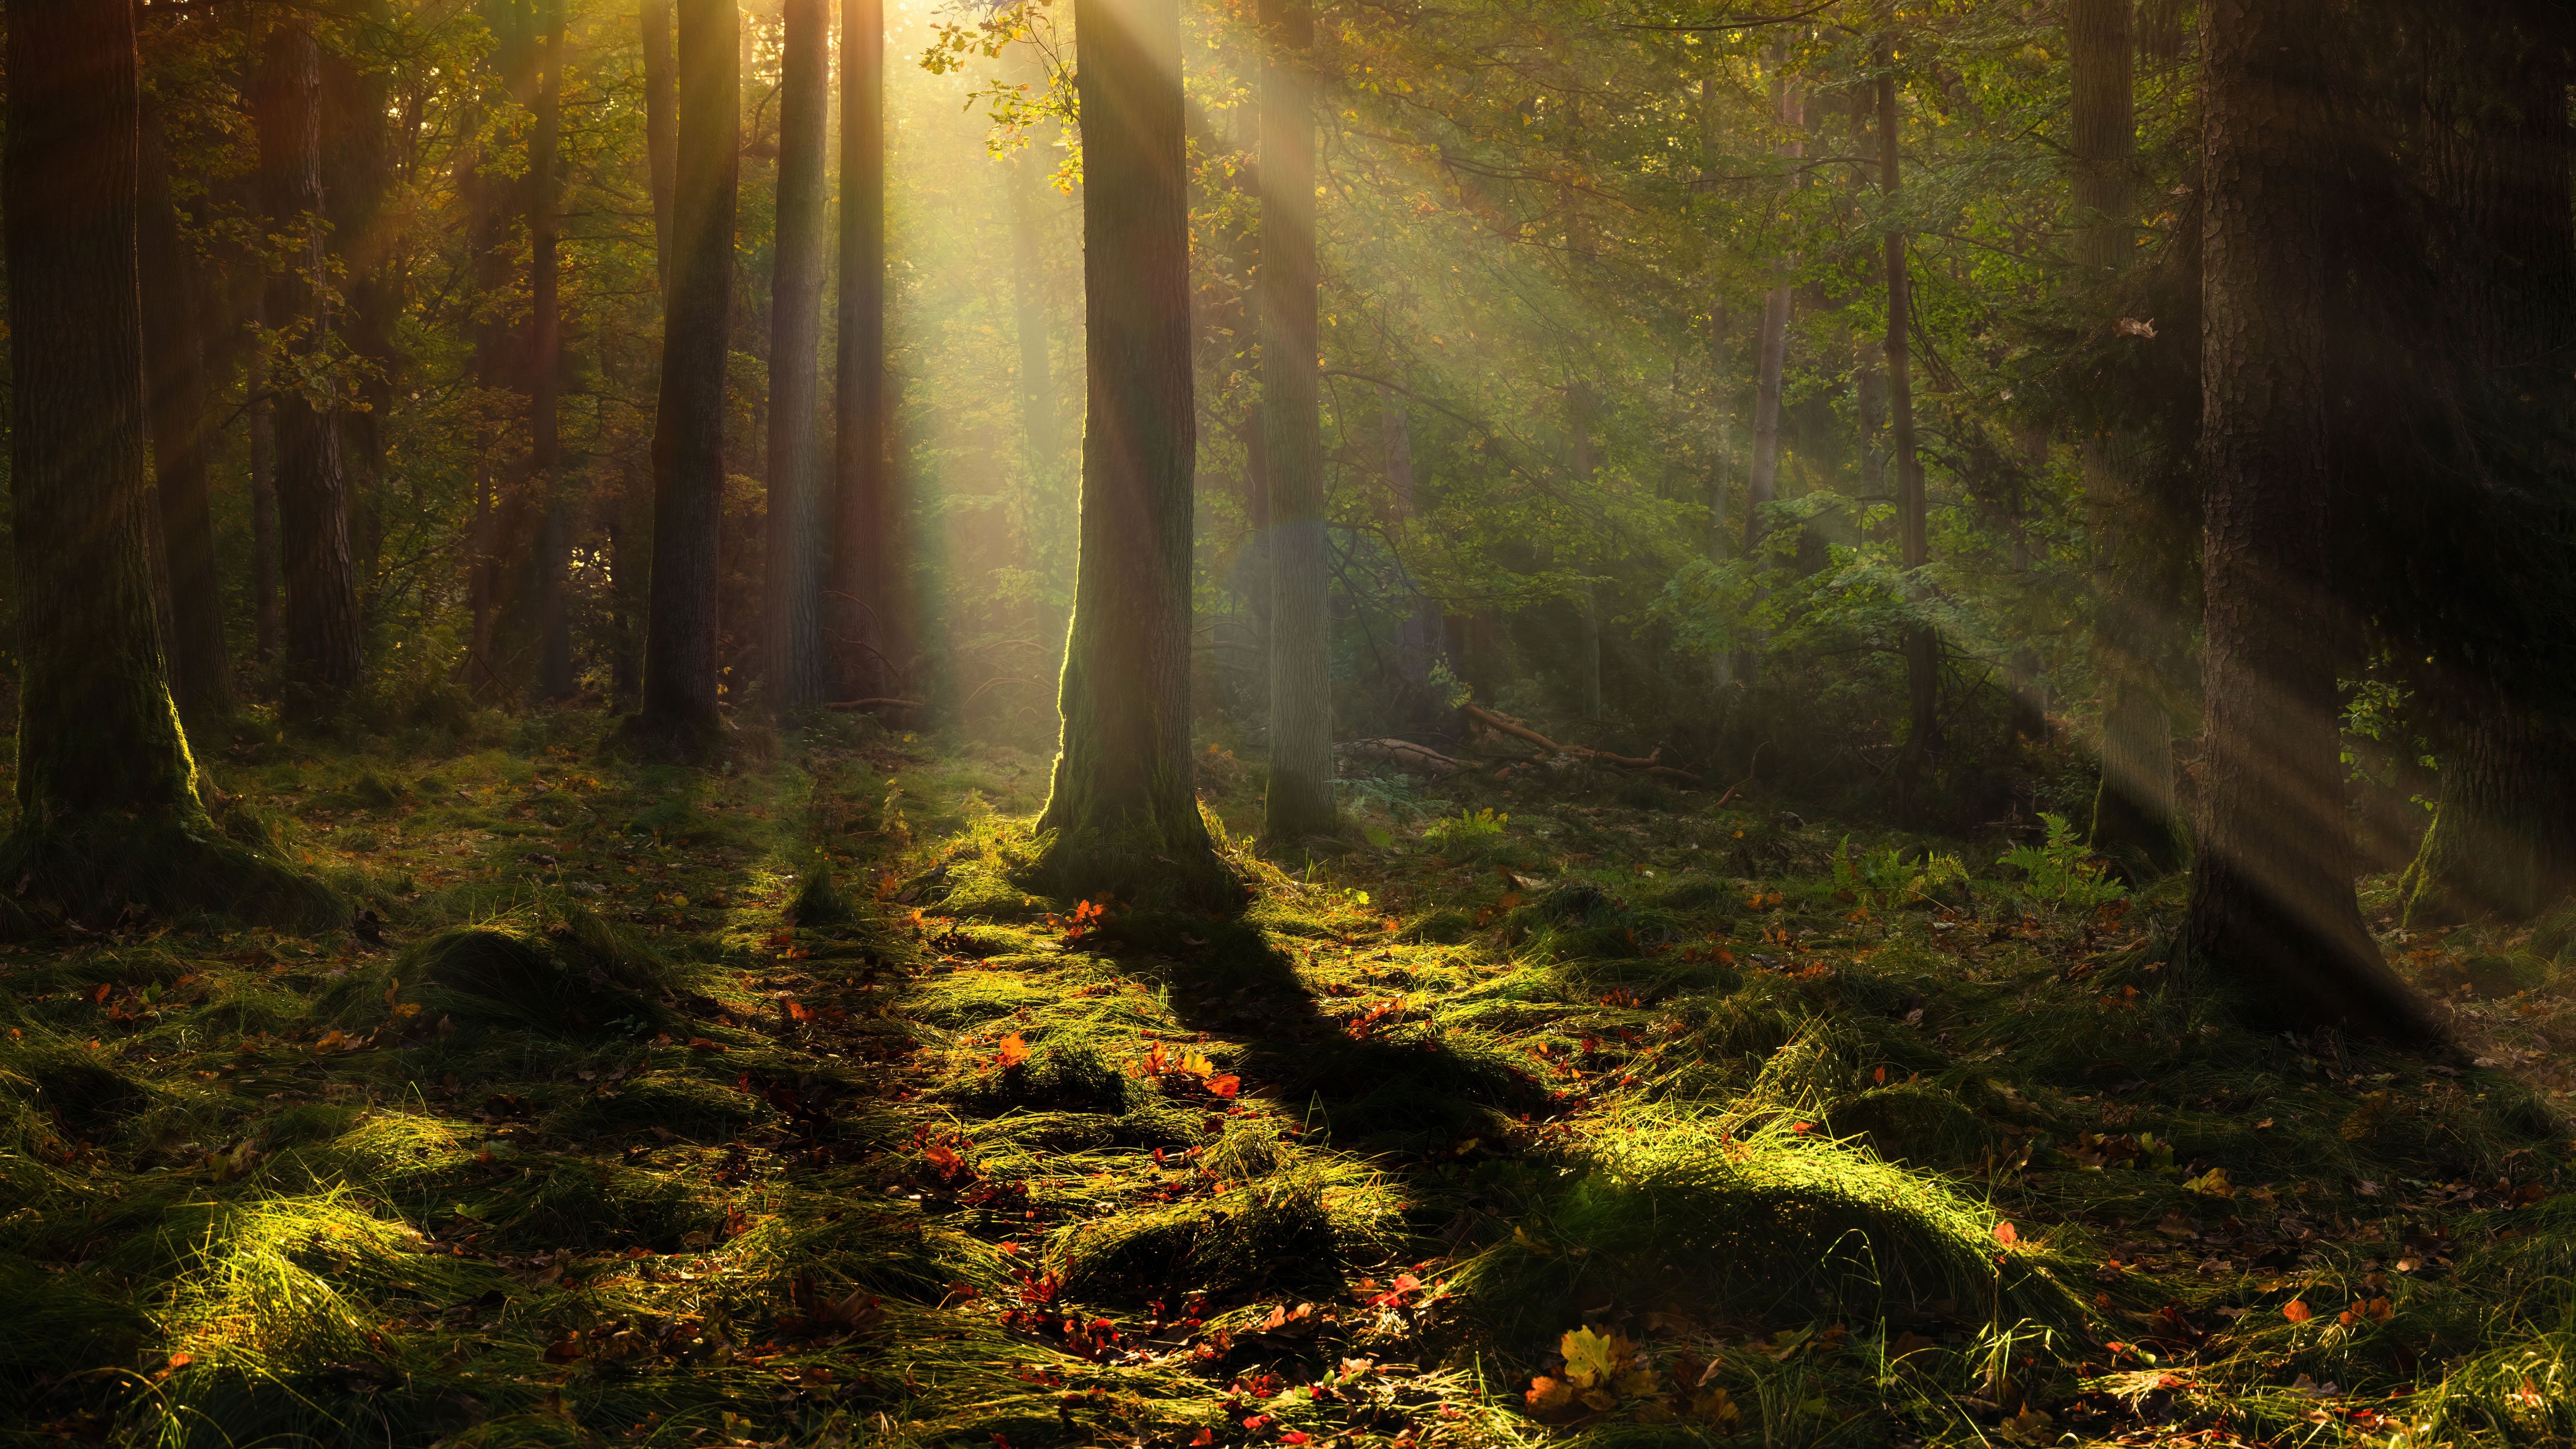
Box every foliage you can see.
[1997,812,2130,912]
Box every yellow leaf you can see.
[1690,1385,1741,1428]
[1558,1326,1636,1391]
[1512,1224,1554,1255]
[2184,1166,2234,1198]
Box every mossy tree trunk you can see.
[763,0,829,716]
[2185,0,2434,1041]
[831,0,892,701]
[2,0,332,927]
[255,12,364,718]
[1032,0,1229,908]
[139,105,234,726]
[1259,0,1335,841]
[622,0,738,761]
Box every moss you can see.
[546,1073,767,1142]
[1826,1083,2000,1169]
[788,864,855,925]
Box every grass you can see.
[0,712,2571,1447]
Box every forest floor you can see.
[6,714,2576,1448]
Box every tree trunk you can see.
[532,0,574,701]
[2187,0,2434,1041]
[248,302,281,666]
[642,0,677,295]
[140,106,234,725]
[1878,34,1938,821]
[322,37,395,616]
[1260,0,1335,840]
[2397,11,2576,925]
[619,0,738,760]
[1380,382,1446,713]
[255,13,363,717]
[2,0,330,927]
[763,0,829,716]
[2071,0,2179,873]
[1032,0,1227,905]
[832,0,892,700]
[1741,47,1800,685]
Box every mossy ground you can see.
[1,713,2572,1447]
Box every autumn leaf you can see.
[2183,1166,2235,1197]
[1992,1220,2019,1246]
[2283,1300,2313,1323]
[995,1033,1032,1069]
[1205,1073,1241,1098]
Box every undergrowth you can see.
[0,717,2569,1448]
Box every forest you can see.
[8,0,2576,1443]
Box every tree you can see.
[2072,0,2179,873]
[1029,0,1229,906]
[618,0,738,759]
[1,0,330,926]
[1877,27,1938,820]
[2185,0,2433,1040]
[2394,4,2576,924]
[763,0,829,716]
[254,10,364,716]
[642,0,677,291]
[832,0,892,701]
[532,0,575,702]
[139,103,234,724]
[1259,0,1335,840]
[1740,46,1800,685]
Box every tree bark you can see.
[1259,0,1335,840]
[532,0,575,701]
[2187,0,2435,1041]
[255,13,364,716]
[2,0,330,927]
[642,0,677,295]
[1032,0,1228,905]
[831,0,892,701]
[1878,33,1938,822]
[620,0,738,760]
[763,0,829,716]
[140,105,234,724]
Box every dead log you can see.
[1335,738,1461,778]
[1459,703,1705,787]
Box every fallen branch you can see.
[1336,738,1461,779]
[1459,704,1705,787]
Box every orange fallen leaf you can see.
[2283,1300,2313,1323]
[996,1034,1032,1069]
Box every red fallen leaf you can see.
[2283,1300,2314,1323]
[1190,1431,1213,1447]
[1282,1434,1312,1444]
[166,1353,193,1370]
[686,1037,727,1052]
[1241,1416,1274,1431]
[786,1000,814,1022]
[544,1336,584,1363]
[1993,1221,2019,1247]
[996,1034,1032,1069]
[1206,1074,1241,1099]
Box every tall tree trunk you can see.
[1260,0,1334,840]
[763,0,829,715]
[831,0,891,700]
[2187,0,2433,1040]
[618,0,738,758]
[1878,32,1938,821]
[323,35,395,616]
[2072,0,2179,872]
[2398,9,2576,924]
[248,301,282,666]
[1741,47,1800,685]
[532,0,575,701]
[642,0,677,294]
[140,106,234,724]
[1380,382,1445,716]
[255,13,363,716]
[1032,0,1226,904]
[2,0,329,926]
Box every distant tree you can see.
[1030,0,1229,906]
[620,0,736,758]
[531,0,574,702]
[642,0,677,291]
[832,0,892,701]
[1,0,330,925]
[1259,0,1335,841]
[764,0,829,715]
[139,104,233,725]
[1876,24,1937,823]
[2185,0,2433,1039]
[253,11,364,716]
